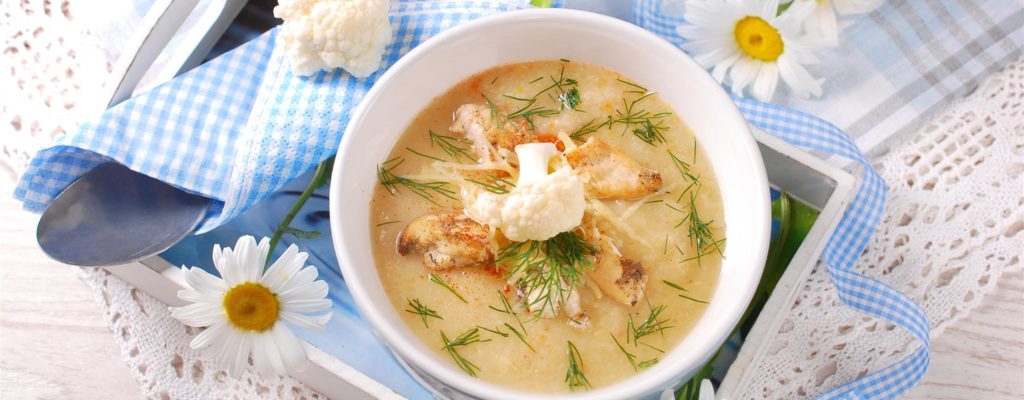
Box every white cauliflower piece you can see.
[465,143,586,242]
[274,0,392,78]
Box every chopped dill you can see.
[440,328,490,377]
[638,358,659,369]
[497,231,596,316]
[488,291,528,335]
[662,280,709,304]
[482,94,510,128]
[560,58,572,63]
[611,91,672,145]
[611,333,638,371]
[616,77,648,93]
[632,120,668,146]
[559,87,581,110]
[476,325,509,337]
[673,243,685,256]
[429,273,468,303]
[490,76,499,84]
[627,298,674,352]
[466,174,516,194]
[663,234,669,255]
[565,341,591,390]
[405,147,445,162]
[644,199,664,204]
[528,76,545,84]
[375,220,403,227]
[428,130,475,162]
[377,157,458,205]
[405,298,442,328]
[505,99,561,129]
[504,322,535,352]
[569,116,612,140]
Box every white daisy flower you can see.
[171,236,332,377]
[678,0,825,101]
[660,378,720,400]
[800,0,885,46]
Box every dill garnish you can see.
[504,322,535,352]
[490,76,499,84]
[632,120,668,146]
[497,231,596,316]
[440,328,490,377]
[569,116,612,140]
[466,174,516,194]
[376,220,403,227]
[528,76,545,84]
[616,77,648,93]
[488,291,528,335]
[565,341,591,390]
[406,147,445,162]
[429,273,468,303]
[405,298,442,328]
[662,280,709,304]
[482,94,510,128]
[611,333,638,371]
[505,98,561,130]
[378,157,458,205]
[428,130,475,162]
[476,325,509,337]
[560,58,572,63]
[612,92,672,144]
[560,87,581,110]
[627,299,674,352]
[637,358,659,369]
[665,150,726,264]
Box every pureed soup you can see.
[369,60,725,394]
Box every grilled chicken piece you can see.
[589,236,647,306]
[565,137,662,200]
[450,103,536,160]
[397,214,494,270]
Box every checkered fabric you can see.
[14,0,527,231]
[635,0,934,398]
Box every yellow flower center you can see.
[734,16,784,62]
[223,282,279,332]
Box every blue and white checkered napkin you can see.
[636,0,931,398]
[14,0,527,231]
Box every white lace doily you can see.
[4,0,1021,397]
[734,58,1024,399]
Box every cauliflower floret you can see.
[274,0,392,77]
[465,143,586,241]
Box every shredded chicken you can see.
[588,236,648,306]
[565,137,663,200]
[450,104,537,161]
[397,214,494,270]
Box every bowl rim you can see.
[330,8,770,400]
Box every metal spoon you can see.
[36,163,212,266]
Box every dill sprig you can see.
[570,116,612,140]
[627,299,674,352]
[662,280,709,304]
[497,231,596,316]
[504,322,535,352]
[405,298,443,328]
[611,333,638,371]
[428,130,475,162]
[505,97,561,130]
[666,150,726,264]
[377,157,458,205]
[638,358,659,369]
[616,78,648,93]
[612,92,672,142]
[376,220,403,227]
[466,174,516,194]
[632,119,669,146]
[440,328,490,377]
[429,273,468,303]
[565,341,591,390]
[668,150,701,201]
[476,325,509,337]
[406,147,445,162]
[488,291,528,335]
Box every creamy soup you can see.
[369,60,725,394]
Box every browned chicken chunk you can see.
[588,236,647,306]
[565,137,662,199]
[397,214,494,270]
[450,104,536,160]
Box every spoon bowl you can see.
[36,163,212,267]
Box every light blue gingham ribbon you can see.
[635,0,930,398]
[15,0,929,397]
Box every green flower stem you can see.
[265,157,335,269]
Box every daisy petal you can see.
[281,311,332,330]
[275,266,320,295]
[182,267,227,293]
[177,289,223,304]
[281,298,333,314]
[171,302,224,327]
[729,58,760,96]
[261,245,309,292]
[778,55,823,98]
[255,330,286,376]
[190,321,231,350]
[751,62,780,102]
[271,324,308,372]
[278,280,328,303]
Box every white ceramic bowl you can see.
[330,8,770,400]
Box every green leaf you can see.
[284,227,321,240]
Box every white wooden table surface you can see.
[0,176,1021,398]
